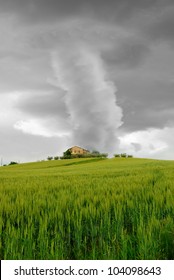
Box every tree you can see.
[91,150,100,155]
[47,156,53,160]
[114,154,120,157]
[9,161,18,165]
[100,153,108,158]
[121,153,127,158]
[63,149,72,159]
[54,156,59,160]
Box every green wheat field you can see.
[0,157,174,260]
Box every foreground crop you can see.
[0,158,174,259]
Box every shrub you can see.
[121,153,127,158]
[100,153,108,158]
[114,154,120,157]
[54,156,59,160]
[8,161,18,165]
[47,156,53,161]
[63,149,72,157]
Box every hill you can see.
[0,157,174,259]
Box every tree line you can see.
[47,150,133,160]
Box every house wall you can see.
[70,146,89,155]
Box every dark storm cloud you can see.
[0,56,50,93]
[116,79,174,132]
[1,0,172,24]
[2,0,174,48]
[122,107,174,132]
[16,90,69,118]
[1,0,174,161]
[102,40,150,69]
[146,8,174,44]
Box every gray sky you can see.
[0,0,174,163]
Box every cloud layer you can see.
[0,0,174,162]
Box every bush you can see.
[47,156,53,161]
[9,161,18,165]
[91,150,100,155]
[54,156,59,160]
[63,149,72,157]
[100,153,108,158]
[121,153,127,158]
[114,154,120,158]
[60,149,108,159]
[61,155,71,159]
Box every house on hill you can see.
[69,146,90,155]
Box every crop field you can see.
[0,157,174,260]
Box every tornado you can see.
[52,44,123,154]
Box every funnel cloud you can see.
[52,45,123,153]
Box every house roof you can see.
[69,145,89,152]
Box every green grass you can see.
[0,157,174,259]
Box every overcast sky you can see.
[0,0,174,163]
